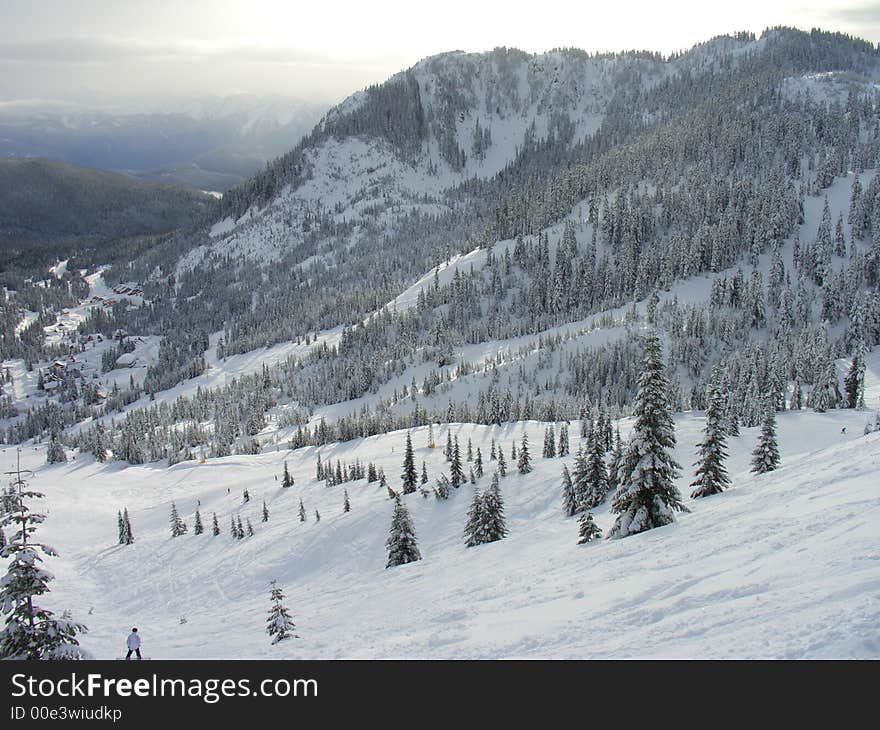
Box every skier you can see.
[125,627,142,660]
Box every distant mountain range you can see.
[0,157,213,247]
[0,95,328,191]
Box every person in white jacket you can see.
[125,627,142,660]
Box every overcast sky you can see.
[1,0,878,110]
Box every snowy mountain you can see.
[1,26,880,660]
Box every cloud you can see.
[0,36,404,69]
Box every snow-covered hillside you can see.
[14,354,880,659]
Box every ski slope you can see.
[11,390,880,659]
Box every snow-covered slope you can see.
[19,367,880,658]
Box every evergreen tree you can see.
[844,343,867,409]
[490,439,497,460]
[434,473,451,500]
[543,426,557,458]
[0,528,5,551]
[117,510,125,545]
[450,436,465,488]
[401,432,417,494]
[467,438,473,462]
[583,426,609,508]
[474,448,484,478]
[497,449,507,478]
[608,334,686,539]
[421,461,429,485]
[243,489,250,503]
[691,386,731,498]
[246,518,255,537]
[230,515,238,538]
[561,464,579,517]
[558,424,570,456]
[751,408,781,474]
[577,511,602,544]
[212,512,220,536]
[169,502,187,537]
[343,489,351,513]
[193,509,204,535]
[481,472,507,543]
[570,446,589,513]
[237,516,245,539]
[385,497,421,568]
[463,488,485,547]
[266,580,296,644]
[122,508,133,544]
[808,355,840,412]
[282,461,294,488]
[445,431,453,460]
[262,500,270,522]
[607,431,623,496]
[46,433,66,464]
[0,463,89,659]
[517,433,532,474]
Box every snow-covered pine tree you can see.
[607,430,623,496]
[401,432,417,494]
[497,449,507,477]
[385,497,421,568]
[543,426,556,458]
[558,424,570,456]
[608,333,686,539]
[0,463,89,659]
[212,512,220,536]
[282,461,294,488]
[518,433,532,474]
[474,448,484,478]
[511,441,517,461]
[298,499,306,522]
[169,502,187,537]
[480,472,507,543]
[583,426,609,508]
[690,385,731,498]
[0,528,5,550]
[266,580,296,644]
[445,431,453,460]
[490,439,496,460]
[343,489,351,513]
[421,461,429,484]
[117,510,125,545]
[243,489,250,503]
[236,516,245,539]
[230,515,238,538]
[450,436,465,488]
[122,508,133,544]
[46,433,66,464]
[434,473,451,500]
[751,408,781,474]
[577,511,602,544]
[844,342,866,409]
[570,446,589,513]
[262,500,270,522]
[193,509,204,535]
[467,438,473,462]
[246,518,255,536]
[808,354,841,413]
[561,464,579,517]
[463,488,485,547]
